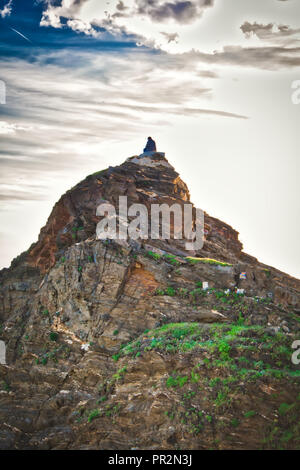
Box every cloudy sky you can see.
[0,0,299,277]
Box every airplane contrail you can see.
[10,27,32,43]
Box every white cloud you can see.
[39,0,214,50]
[38,0,300,54]
[0,121,33,135]
[0,0,13,18]
[0,49,242,202]
[66,18,101,37]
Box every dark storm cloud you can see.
[137,1,198,23]
[241,22,274,38]
[136,0,214,24]
[37,0,215,31]
[240,21,300,43]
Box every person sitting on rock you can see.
[143,137,156,153]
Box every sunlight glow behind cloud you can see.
[38,0,300,54]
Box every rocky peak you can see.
[1,152,299,306]
[0,150,300,450]
[22,151,243,275]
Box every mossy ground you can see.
[83,321,300,449]
[117,322,300,380]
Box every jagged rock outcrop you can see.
[0,152,299,450]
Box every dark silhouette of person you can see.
[143,137,156,153]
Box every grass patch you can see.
[163,254,181,266]
[49,332,58,342]
[88,409,100,423]
[146,251,161,261]
[166,374,188,388]
[186,257,232,267]
[278,403,293,416]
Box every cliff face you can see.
[27,152,242,273]
[0,153,299,450]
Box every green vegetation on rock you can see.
[186,257,232,267]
